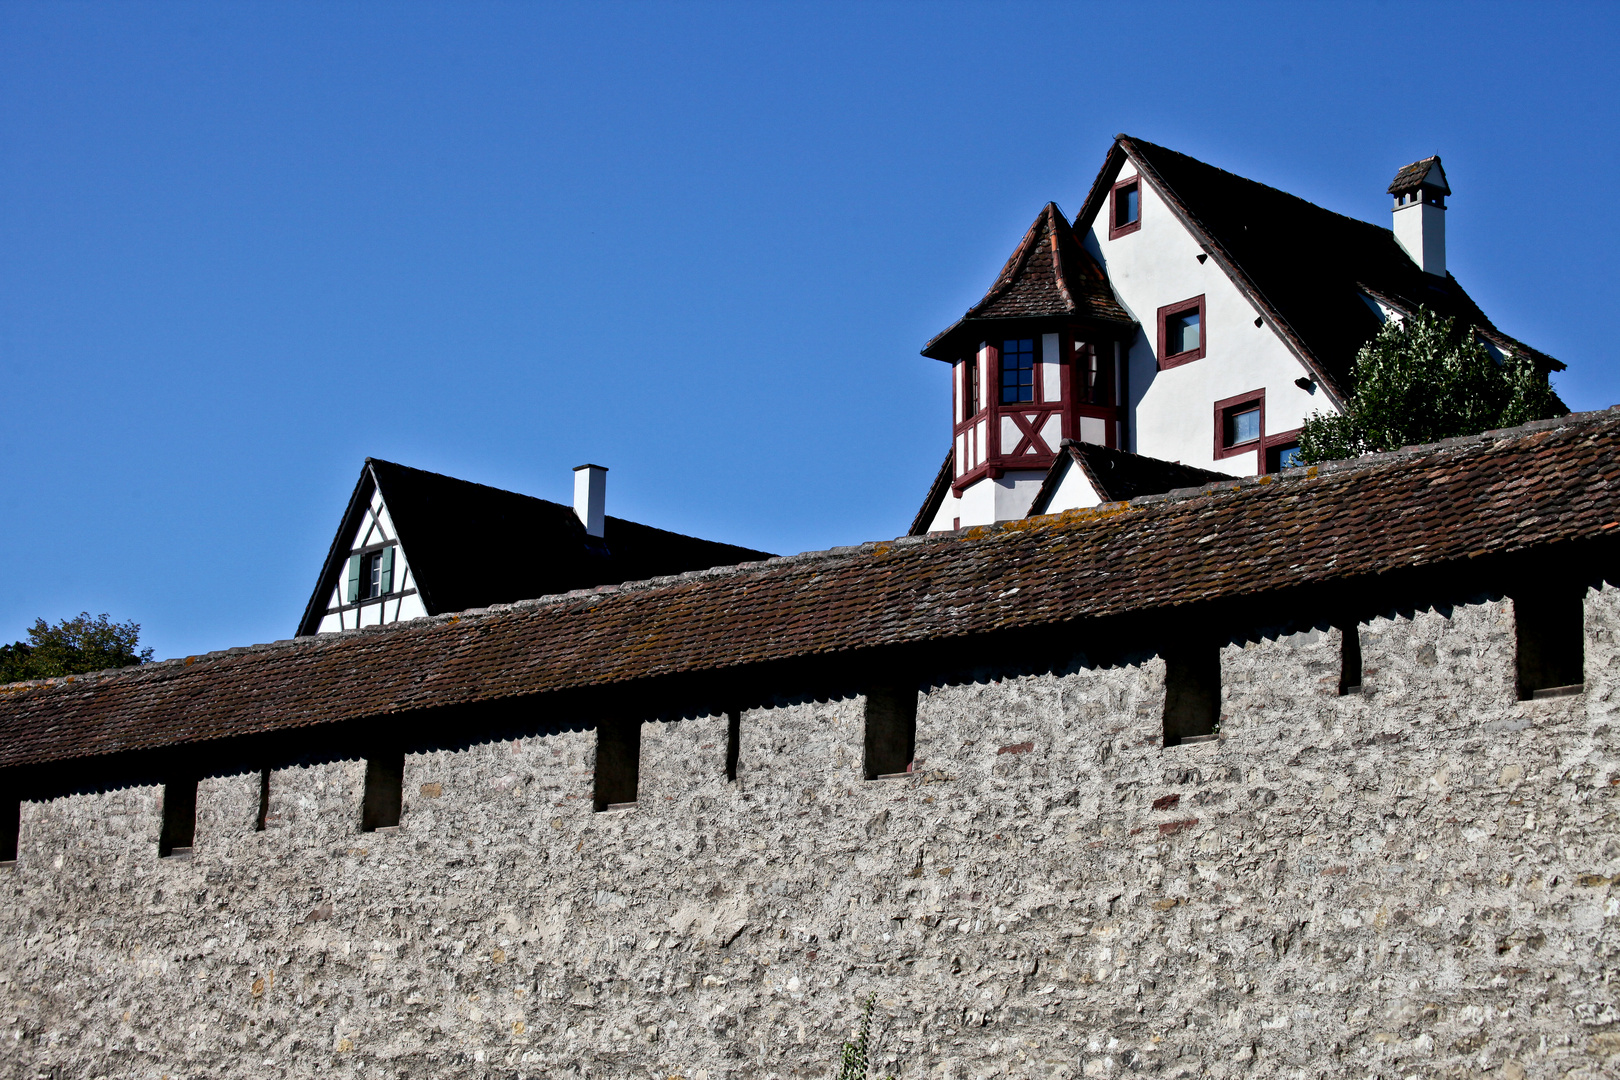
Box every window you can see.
[1000,339,1035,404]
[1162,644,1220,746]
[594,718,641,810]
[361,752,404,831]
[1156,296,1206,368]
[1338,622,1363,695]
[963,355,980,419]
[724,709,741,782]
[1,795,18,864]
[1268,442,1305,472]
[159,776,197,857]
[1225,405,1260,447]
[1077,341,1112,406]
[1110,177,1142,239]
[1514,584,1586,700]
[346,546,395,604]
[1167,310,1200,356]
[864,684,917,779]
[1214,390,1266,460]
[255,767,271,832]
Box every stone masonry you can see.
[3,584,1619,1079]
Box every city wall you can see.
[4,586,1620,1080]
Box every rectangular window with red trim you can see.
[1214,389,1265,462]
[1157,296,1206,369]
[1110,176,1142,239]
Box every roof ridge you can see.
[1118,134,1400,242]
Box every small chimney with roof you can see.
[572,464,607,537]
[1389,155,1450,277]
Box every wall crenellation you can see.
[2,587,1618,1078]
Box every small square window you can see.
[1268,442,1304,472]
[1157,296,1206,368]
[1213,390,1265,462]
[1224,407,1260,447]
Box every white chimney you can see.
[572,464,607,537]
[1389,155,1450,277]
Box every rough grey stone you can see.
[3,588,1619,1078]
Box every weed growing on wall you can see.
[837,994,898,1080]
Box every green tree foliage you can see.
[1299,308,1565,463]
[0,613,153,682]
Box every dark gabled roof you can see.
[1028,441,1232,515]
[1388,156,1449,195]
[907,448,956,537]
[1073,135,1562,403]
[296,459,772,635]
[922,202,1134,360]
[7,407,1619,773]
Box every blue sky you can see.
[2,1,1616,660]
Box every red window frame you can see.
[1262,429,1304,475]
[1109,176,1142,239]
[1213,389,1265,462]
[1157,295,1206,369]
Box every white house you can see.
[912,136,1563,533]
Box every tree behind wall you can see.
[0,613,153,682]
[1299,308,1564,463]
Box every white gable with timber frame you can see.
[315,487,428,633]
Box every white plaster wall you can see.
[1082,161,1337,476]
[1036,459,1103,515]
[931,469,1047,531]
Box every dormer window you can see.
[1110,177,1141,238]
[1000,338,1035,403]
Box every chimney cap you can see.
[572,463,609,472]
[1388,156,1450,197]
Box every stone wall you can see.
[3,586,1619,1079]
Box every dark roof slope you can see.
[10,408,1620,772]
[1029,441,1232,515]
[297,459,772,634]
[908,448,956,537]
[922,203,1134,360]
[1074,136,1561,401]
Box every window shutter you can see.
[347,554,362,604]
[380,546,395,594]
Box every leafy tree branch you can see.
[1299,308,1564,464]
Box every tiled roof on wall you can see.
[6,409,1620,771]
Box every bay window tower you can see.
[920,203,1137,527]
